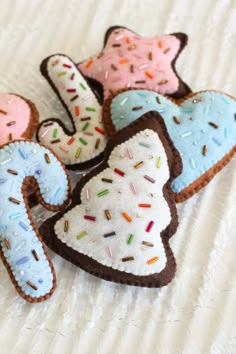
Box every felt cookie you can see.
[39,112,182,288]
[77,25,191,102]
[0,93,39,144]
[103,89,236,202]
[0,140,71,302]
[36,54,108,170]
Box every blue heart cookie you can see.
[105,90,236,201]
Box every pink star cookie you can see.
[78,26,191,102]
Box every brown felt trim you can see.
[0,139,72,303]
[39,111,182,288]
[103,88,236,203]
[36,54,105,171]
[77,25,191,104]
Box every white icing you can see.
[38,54,107,165]
[55,129,172,276]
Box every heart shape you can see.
[39,113,181,287]
[36,54,107,170]
[103,89,236,201]
[0,94,39,144]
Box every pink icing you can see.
[78,28,181,99]
[0,94,31,144]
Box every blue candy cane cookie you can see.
[103,90,236,201]
[0,140,71,302]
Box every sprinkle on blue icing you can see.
[111,90,236,193]
[0,141,69,299]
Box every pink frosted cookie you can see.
[0,93,39,144]
[78,26,191,102]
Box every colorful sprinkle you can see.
[64,220,69,232]
[138,204,151,208]
[80,82,86,90]
[156,157,161,168]
[97,189,109,197]
[51,139,61,144]
[6,121,16,126]
[32,250,40,261]
[122,212,132,223]
[77,231,88,240]
[127,234,134,245]
[130,182,137,195]
[104,231,116,238]
[9,197,20,205]
[146,221,154,232]
[95,126,105,135]
[86,107,96,112]
[189,157,195,169]
[114,168,125,177]
[16,256,29,266]
[57,71,66,77]
[67,136,75,145]
[0,109,7,115]
[52,128,58,138]
[132,106,143,111]
[18,148,27,159]
[95,138,100,149]
[0,158,11,165]
[40,129,49,138]
[208,121,219,129]
[144,175,156,183]
[122,256,134,262]
[75,147,81,158]
[212,137,222,146]
[142,241,154,247]
[84,215,96,221]
[139,142,150,148]
[173,116,180,124]
[181,131,192,138]
[75,106,80,116]
[120,97,128,106]
[101,178,113,183]
[203,145,207,156]
[127,147,133,159]
[79,137,88,146]
[145,71,153,79]
[105,209,111,220]
[7,169,18,175]
[147,256,158,265]
[119,58,129,64]
[26,281,38,290]
[85,59,93,68]
[3,239,11,249]
[82,122,90,131]
[44,153,50,164]
[70,95,79,102]
[9,212,22,220]
[107,245,113,257]
[85,188,90,200]
[134,161,144,169]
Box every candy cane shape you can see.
[0,140,71,302]
[36,54,108,170]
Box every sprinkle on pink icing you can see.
[78,28,181,99]
[0,94,31,144]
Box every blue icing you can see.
[0,141,69,299]
[111,90,236,193]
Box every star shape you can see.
[78,26,191,101]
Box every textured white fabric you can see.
[0,0,236,353]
